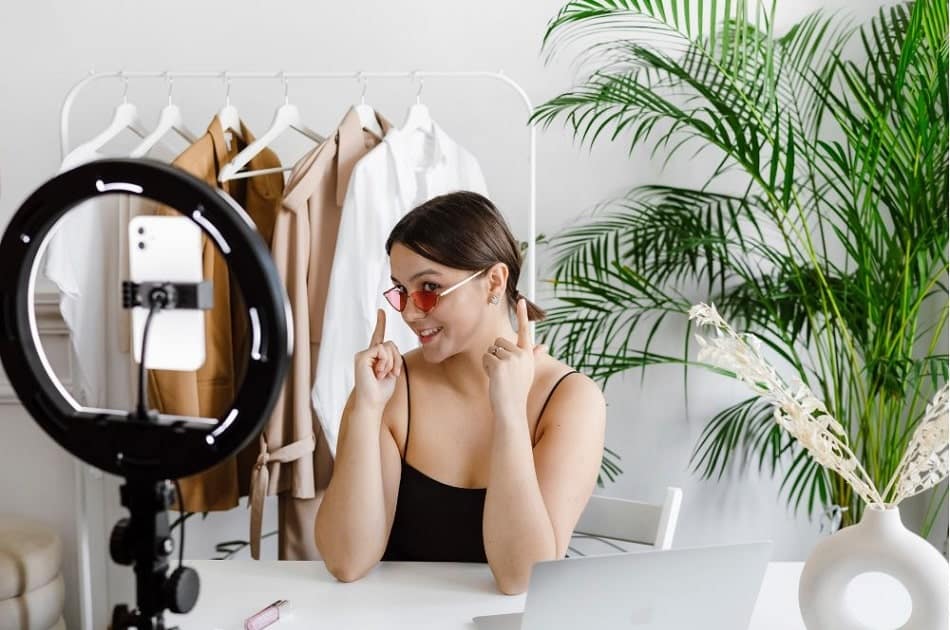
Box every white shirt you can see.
[44,151,116,407]
[45,148,171,409]
[312,121,488,456]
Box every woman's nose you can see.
[403,300,429,321]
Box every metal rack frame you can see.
[59,69,537,630]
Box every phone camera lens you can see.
[138,242,145,250]
[137,227,145,235]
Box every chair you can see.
[568,487,683,557]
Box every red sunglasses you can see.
[383,269,486,313]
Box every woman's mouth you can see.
[418,326,444,344]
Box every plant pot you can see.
[799,504,949,629]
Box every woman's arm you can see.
[314,314,405,582]
[483,373,606,594]
[314,390,403,581]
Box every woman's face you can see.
[388,243,501,362]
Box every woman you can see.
[314,191,606,595]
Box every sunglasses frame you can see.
[383,268,487,314]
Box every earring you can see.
[489,294,500,305]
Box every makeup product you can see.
[244,599,290,630]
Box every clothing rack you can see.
[59,69,537,630]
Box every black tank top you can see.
[382,356,579,562]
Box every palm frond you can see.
[536,0,949,528]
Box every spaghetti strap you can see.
[401,355,411,460]
[532,370,580,445]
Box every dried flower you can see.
[883,384,950,505]
[689,302,886,507]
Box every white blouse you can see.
[311,121,488,456]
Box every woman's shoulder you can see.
[534,354,605,419]
[401,347,434,383]
[536,352,594,390]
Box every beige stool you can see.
[0,516,64,630]
[0,575,64,630]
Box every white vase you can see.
[799,504,949,629]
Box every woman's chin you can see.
[418,338,456,363]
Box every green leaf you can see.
[535,0,949,520]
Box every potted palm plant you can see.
[533,0,948,532]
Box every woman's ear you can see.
[486,262,508,296]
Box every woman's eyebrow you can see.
[390,269,442,283]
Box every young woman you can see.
[314,191,606,595]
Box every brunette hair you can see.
[385,191,546,321]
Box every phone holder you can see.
[122,280,214,311]
[0,159,292,630]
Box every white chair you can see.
[568,487,683,557]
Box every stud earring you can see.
[489,294,500,305]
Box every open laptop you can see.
[473,541,772,630]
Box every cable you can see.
[567,545,585,558]
[169,512,195,532]
[136,291,167,420]
[172,479,185,569]
[570,533,629,554]
[138,292,189,572]
[212,530,278,560]
[136,289,191,572]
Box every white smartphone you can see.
[129,215,206,371]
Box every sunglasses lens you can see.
[411,291,439,313]
[384,288,407,311]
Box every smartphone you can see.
[129,215,206,371]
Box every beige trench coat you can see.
[250,108,392,559]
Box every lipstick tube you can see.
[244,599,290,630]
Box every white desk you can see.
[165,560,896,629]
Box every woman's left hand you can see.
[483,298,547,421]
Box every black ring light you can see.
[0,158,293,628]
[0,158,291,479]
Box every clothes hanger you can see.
[400,73,433,135]
[217,72,243,143]
[63,72,150,167]
[218,72,324,182]
[129,73,197,158]
[354,73,384,138]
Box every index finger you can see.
[370,308,386,348]
[516,298,532,349]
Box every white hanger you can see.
[217,72,242,140]
[354,73,384,138]
[63,73,149,167]
[400,74,433,135]
[218,72,324,183]
[129,74,197,158]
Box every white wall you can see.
[1,1,945,629]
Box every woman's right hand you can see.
[353,309,401,412]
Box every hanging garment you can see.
[311,120,488,458]
[46,144,173,410]
[147,116,284,513]
[45,150,121,409]
[252,107,393,560]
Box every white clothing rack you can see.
[59,69,536,630]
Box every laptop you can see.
[473,541,772,630]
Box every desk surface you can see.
[166,560,901,629]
